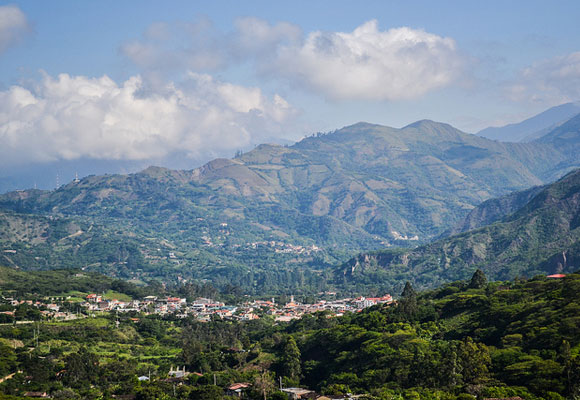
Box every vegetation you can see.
[1,119,579,292]
[340,168,580,293]
[1,271,580,399]
[0,267,151,299]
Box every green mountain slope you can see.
[0,119,579,289]
[340,168,580,293]
[298,272,580,398]
[0,210,148,276]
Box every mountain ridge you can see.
[477,101,580,142]
[340,167,580,292]
[1,118,579,289]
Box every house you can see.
[239,313,259,321]
[282,387,316,399]
[547,274,566,278]
[86,293,102,303]
[168,366,189,379]
[226,382,251,397]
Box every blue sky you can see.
[1,0,580,171]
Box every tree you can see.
[252,370,276,400]
[469,269,487,289]
[279,336,301,381]
[457,337,491,384]
[0,343,16,377]
[565,356,580,398]
[399,281,418,319]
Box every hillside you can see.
[0,210,151,278]
[1,271,579,399]
[0,266,147,298]
[0,119,579,289]
[340,168,580,293]
[445,184,545,236]
[297,272,580,398]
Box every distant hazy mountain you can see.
[340,167,580,291]
[1,119,579,289]
[477,102,580,142]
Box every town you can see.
[0,293,394,324]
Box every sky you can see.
[1,0,580,178]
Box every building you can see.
[281,387,315,399]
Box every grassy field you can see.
[102,290,132,301]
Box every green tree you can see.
[457,337,491,384]
[279,336,301,381]
[0,343,16,377]
[399,281,418,319]
[469,269,487,289]
[565,356,580,398]
[189,385,222,400]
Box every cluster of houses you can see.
[80,293,394,321]
[1,292,393,323]
[261,295,394,322]
[0,298,79,321]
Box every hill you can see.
[0,266,145,298]
[339,168,580,293]
[0,119,579,290]
[1,271,579,399]
[477,101,580,142]
[297,272,580,398]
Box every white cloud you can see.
[506,51,580,105]
[273,20,463,101]
[0,73,295,167]
[122,18,463,102]
[0,5,30,54]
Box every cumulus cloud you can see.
[121,18,464,101]
[0,5,30,54]
[506,51,580,105]
[0,73,295,166]
[273,20,463,101]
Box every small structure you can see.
[282,387,315,399]
[547,274,566,278]
[226,382,251,397]
[168,365,189,379]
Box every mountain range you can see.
[477,101,580,142]
[341,167,580,292]
[1,110,580,292]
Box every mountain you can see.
[0,119,579,290]
[340,167,580,293]
[444,184,545,236]
[477,101,580,142]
